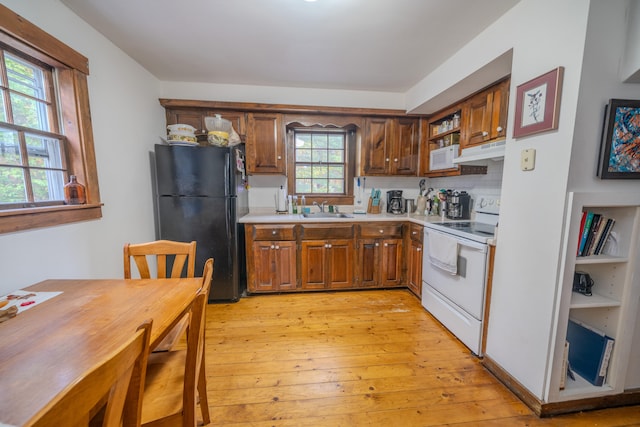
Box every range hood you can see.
[452,140,506,164]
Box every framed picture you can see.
[597,99,640,179]
[513,67,564,138]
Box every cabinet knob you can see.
[417,247,421,252]
[272,230,277,235]
[482,131,489,137]
[375,242,380,247]
[385,158,390,162]
[379,229,384,233]
[496,126,503,132]
[412,231,417,235]
[270,245,275,249]
[328,244,332,249]
[277,155,282,160]
[394,158,398,162]
[384,243,388,247]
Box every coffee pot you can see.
[445,190,471,219]
[386,190,404,214]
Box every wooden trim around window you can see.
[0,204,103,234]
[0,4,101,234]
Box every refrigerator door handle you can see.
[224,152,230,197]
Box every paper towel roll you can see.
[277,186,287,212]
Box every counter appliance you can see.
[445,190,471,220]
[386,190,404,214]
[153,144,248,302]
[421,195,499,356]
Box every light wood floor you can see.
[200,289,640,426]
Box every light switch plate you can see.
[521,148,536,171]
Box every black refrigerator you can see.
[153,143,248,302]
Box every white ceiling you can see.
[61,0,519,93]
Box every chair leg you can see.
[198,351,210,425]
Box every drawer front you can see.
[359,223,403,238]
[252,224,296,241]
[301,224,354,240]
[409,223,424,243]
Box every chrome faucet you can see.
[313,201,328,212]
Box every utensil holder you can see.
[367,197,381,214]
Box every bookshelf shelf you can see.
[569,292,621,309]
[575,255,627,265]
[560,371,614,398]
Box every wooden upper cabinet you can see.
[166,109,206,136]
[361,117,392,175]
[246,113,285,174]
[391,117,419,175]
[462,78,509,148]
[361,117,418,176]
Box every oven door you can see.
[422,229,488,320]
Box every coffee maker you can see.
[386,190,404,214]
[445,190,471,219]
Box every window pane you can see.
[10,93,50,130]
[296,164,312,178]
[5,53,47,101]
[295,133,311,148]
[312,134,328,148]
[328,149,344,163]
[328,179,344,193]
[0,166,27,203]
[0,89,7,122]
[0,128,21,165]
[312,165,327,178]
[296,148,311,162]
[312,178,328,193]
[30,168,64,202]
[328,165,344,178]
[26,134,63,168]
[328,134,344,149]
[296,178,311,193]
[311,149,327,163]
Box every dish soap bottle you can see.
[64,175,86,205]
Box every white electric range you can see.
[421,195,500,356]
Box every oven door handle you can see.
[425,229,487,252]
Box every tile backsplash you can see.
[247,160,503,212]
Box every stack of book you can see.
[565,318,614,387]
[576,211,615,256]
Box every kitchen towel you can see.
[428,231,459,274]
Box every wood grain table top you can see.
[0,278,203,426]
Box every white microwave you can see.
[430,145,460,171]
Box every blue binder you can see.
[566,319,614,386]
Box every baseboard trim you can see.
[482,356,640,417]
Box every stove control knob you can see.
[479,198,487,208]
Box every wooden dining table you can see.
[0,277,203,427]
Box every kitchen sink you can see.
[302,212,353,219]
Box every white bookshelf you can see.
[548,192,640,403]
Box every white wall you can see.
[405,0,592,399]
[0,0,165,295]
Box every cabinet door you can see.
[362,117,392,175]
[273,241,297,290]
[357,238,380,287]
[463,92,492,147]
[489,80,509,140]
[246,113,284,174]
[380,238,403,286]
[251,241,278,292]
[392,117,419,176]
[166,109,206,136]
[301,240,328,289]
[327,239,355,289]
[250,240,296,292]
[407,239,423,297]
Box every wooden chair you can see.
[124,240,196,280]
[141,258,213,427]
[123,240,197,352]
[25,320,153,427]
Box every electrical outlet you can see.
[521,148,536,171]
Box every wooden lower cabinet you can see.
[301,239,354,289]
[406,223,424,297]
[356,223,404,288]
[246,221,411,293]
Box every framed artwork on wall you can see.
[513,66,564,138]
[597,98,640,179]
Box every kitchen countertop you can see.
[239,209,462,227]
